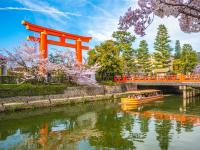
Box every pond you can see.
[0,95,200,150]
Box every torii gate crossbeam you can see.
[22,20,92,64]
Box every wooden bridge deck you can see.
[114,74,200,87]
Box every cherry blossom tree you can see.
[0,54,6,66]
[119,0,200,36]
[47,51,99,86]
[1,42,44,82]
[1,42,99,85]
[193,64,200,74]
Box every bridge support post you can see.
[189,88,193,98]
[187,88,190,98]
[182,86,187,99]
[182,98,187,112]
[181,86,199,99]
[195,88,199,97]
[192,88,196,97]
[197,89,200,96]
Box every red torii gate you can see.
[21,20,92,64]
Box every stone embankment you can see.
[0,83,137,112]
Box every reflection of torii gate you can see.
[21,20,92,63]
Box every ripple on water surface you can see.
[0,95,200,150]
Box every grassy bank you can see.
[0,83,73,98]
[98,80,119,86]
[0,81,120,98]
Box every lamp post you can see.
[0,56,7,76]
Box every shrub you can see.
[0,76,19,84]
[98,80,118,86]
[0,83,72,98]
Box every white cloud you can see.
[2,0,199,52]
[12,0,81,23]
[0,6,81,17]
[86,1,112,17]
[135,16,200,52]
[83,0,200,52]
[84,0,133,43]
[88,30,111,42]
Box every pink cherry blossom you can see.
[0,54,6,65]
[119,0,200,36]
[193,64,200,73]
[1,42,99,85]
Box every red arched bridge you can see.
[114,74,200,87]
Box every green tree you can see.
[155,120,172,150]
[172,59,182,74]
[87,30,136,79]
[174,40,181,59]
[154,24,172,69]
[136,40,151,73]
[112,31,135,47]
[112,31,136,73]
[180,44,198,74]
[94,40,123,79]
[89,108,135,149]
[87,49,97,66]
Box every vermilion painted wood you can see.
[128,111,200,126]
[27,36,90,50]
[22,20,92,65]
[22,20,92,42]
[114,74,200,83]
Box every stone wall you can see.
[63,86,105,97]
[0,83,137,103]
[104,83,137,94]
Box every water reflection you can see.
[181,96,200,113]
[0,102,108,150]
[0,96,200,150]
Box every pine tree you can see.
[181,44,198,74]
[136,40,151,73]
[154,24,172,69]
[121,48,136,74]
[112,31,136,74]
[174,40,181,59]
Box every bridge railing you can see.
[114,74,200,83]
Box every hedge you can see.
[0,83,70,98]
[98,81,119,86]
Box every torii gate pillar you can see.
[76,38,82,63]
[40,31,48,59]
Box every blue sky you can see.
[0,0,199,56]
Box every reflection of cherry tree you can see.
[2,42,99,85]
[119,0,200,36]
